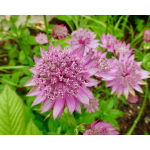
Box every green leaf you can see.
[119,95,127,104]
[25,119,43,135]
[105,98,114,110]
[106,109,124,118]
[0,65,28,70]
[0,85,25,135]
[57,15,72,21]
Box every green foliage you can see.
[142,53,150,71]
[56,15,72,21]
[0,85,26,135]
[25,119,43,135]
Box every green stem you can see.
[126,85,148,135]
[114,15,123,30]
[18,39,31,67]
[43,15,49,41]
[64,113,84,134]
[66,21,74,31]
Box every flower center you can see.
[32,48,90,100]
[116,60,141,88]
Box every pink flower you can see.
[83,120,119,135]
[143,29,150,42]
[106,55,149,99]
[35,32,48,44]
[114,42,133,56]
[82,49,116,81]
[24,43,99,120]
[51,24,68,40]
[100,33,118,53]
[67,28,99,56]
[127,94,138,103]
[83,89,99,113]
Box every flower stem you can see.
[18,39,31,67]
[64,113,84,134]
[126,85,148,135]
[43,15,49,41]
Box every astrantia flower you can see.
[35,32,48,44]
[51,24,68,40]
[83,90,99,113]
[127,94,138,103]
[83,120,119,135]
[106,55,149,99]
[67,28,99,56]
[100,33,118,53]
[24,43,99,120]
[143,29,150,42]
[83,49,116,81]
[114,42,133,56]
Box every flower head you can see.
[114,42,133,56]
[127,94,138,103]
[24,43,99,120]
[106,55,149,99]
[51,24,68,40]
[100,33,118,52]
[144,29,150,42]
[82,49,116,81]
[83,120,119,135]
[67,28,99,56]
[35,32,48,44]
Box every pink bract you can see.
[127,94,138,103]
[67,28,99,56]
[35,32,48,44]
[24,43,99,120]
[82,49,116,81]
[83,88,99,113]
[106,54,149,99]
[114,41,133,56]
[83,120,119,135]
[100,33,118,53]
[51,24,68,40]
[143,29,150,42]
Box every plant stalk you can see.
[43,15,49,41]
[126,85,148,135]
[18,39,31,67]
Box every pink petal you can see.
[56,42,62,50]
[74,97,81,114]
[75,87,89,104]
[53,96,66,120]
[134,85,143,93]
[106,80,116,87]
[83,54,93,66]
[30,67,36,74]
[111,84,119,94]
[31,89,46,107]
[26,86,39,96]
[58,106,65,119]
[42,99,55,113]
[82,68,99,76]
[48,42,54,51]
[33,55,40,64]
[66,95,75,114]
[23,78,35,87]
[40,47,47,58]
[84,78,99,87]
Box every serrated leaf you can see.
[25,119,43,135]
[0,85,25,135]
